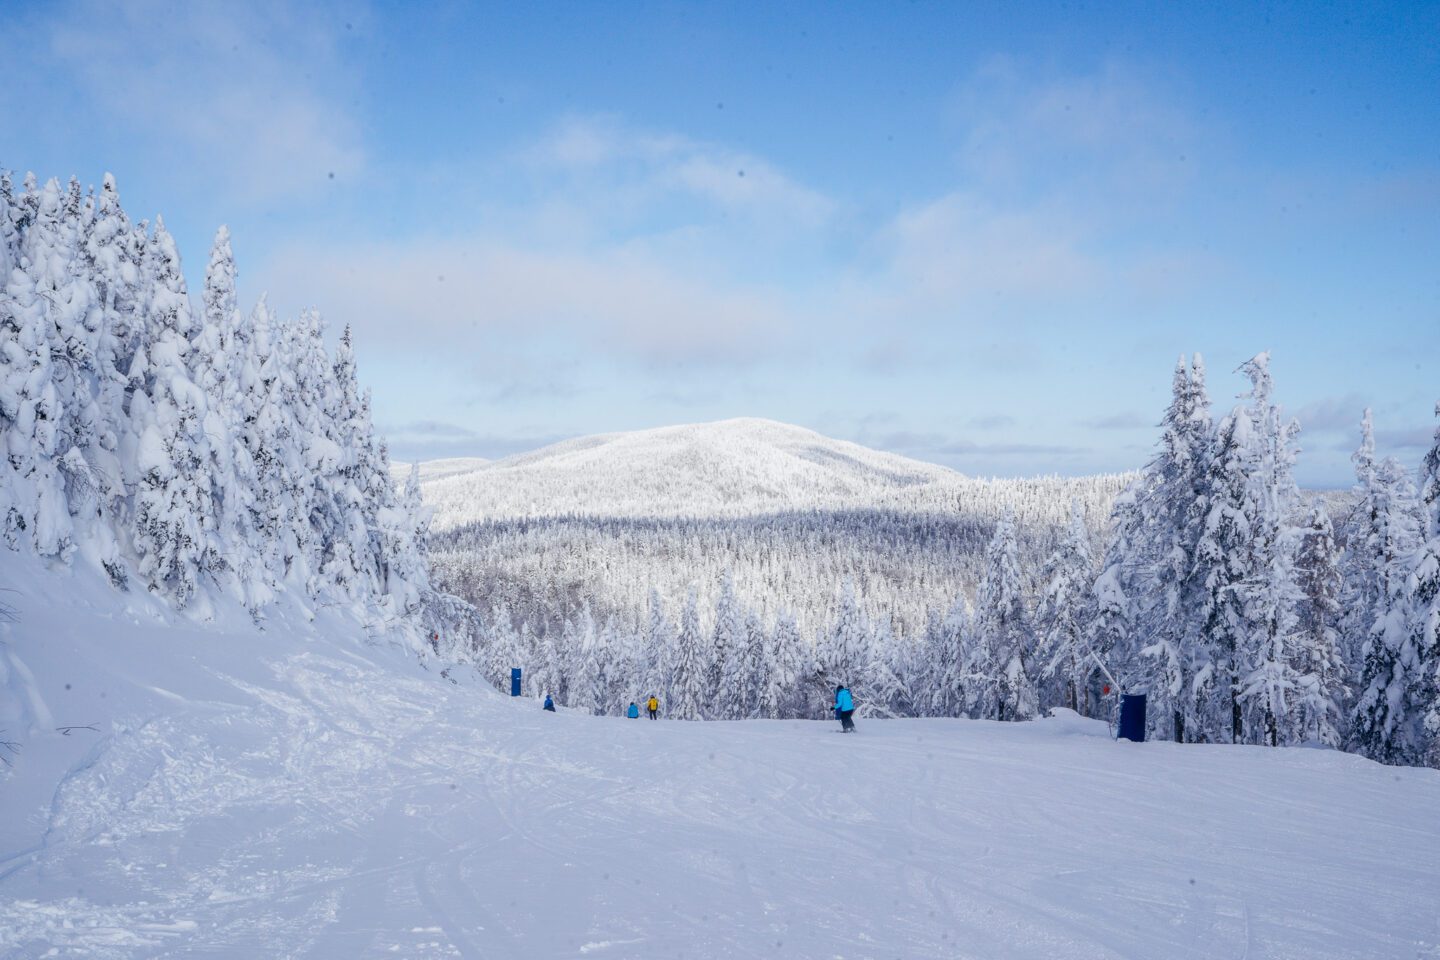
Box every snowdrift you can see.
[2,554,1438,959]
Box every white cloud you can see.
[522,116,835,227]
[28,0,366,204]
[259,237,802,368]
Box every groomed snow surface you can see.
[2,558,1438,959]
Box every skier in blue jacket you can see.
[834,685,856,733]
[543,694,556,712]
[627,702,640,719]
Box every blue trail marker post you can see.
[1117,693,1147,742]
[510,668,522,697]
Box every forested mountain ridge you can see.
[422,417,980,524]
[420,418,1135,641]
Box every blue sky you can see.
[3,0,1437,485]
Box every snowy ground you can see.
[3,561,1439,959]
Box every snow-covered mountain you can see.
[417,417,1133,640]
[421,417,958,525]
[3,551,1438,958]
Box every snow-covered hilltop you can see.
[423,417,964,524]
[422,416,1123,526]
[419,418,1132,642]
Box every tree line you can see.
[0,170,435,636]
[453,354,1440,768]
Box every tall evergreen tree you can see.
[671,585,709,720]
[1414,404,1440,766]
[1034,502,1095,713]
[817,578,871,696]
[132,217,213,608]
[971,511,1037,721]
[1292,504,1347,744]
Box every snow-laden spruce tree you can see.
[816,578,871,697]
[194,225,271,612]
[0,172,16,275]
[1236,354,1306,746]
[571,602,607,715]
[79,173,143,585]
[927,595,972,718]
[1,192,74,558]
[1189,353,1305,745]
[1134,355,1214,739]
[971,510,1037,721]
[863,614,908,718]
[1349,451,1428,762]
[1034,502,1096,714]
[760,608,805,718]
[736,607,768,718]
[712,572,749,718]
[247,299,311,587]
[131,217,215,609]
[1292,504,1347,744]
[325,325,383,602]
[671,585,710,720]
[642,587,676,706]
[1340,411,1423,677]
[533,619,566,703]
[1415,405,1440,767]
[1192,402,1254,743]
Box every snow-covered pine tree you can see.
[816,578,871,698]
[1349,451,1426,763]
[323,325,380,602]
[671,585,709,720]
[1292,503,1347,745]
[760,609,804,718]
[1339,412,1422,678]
[1,193,73,557]
[738,607,768,719]
[191,226,240,584]
[1192,405,1254,743]
[573,601,607,715]
[927,596,971,718]
[1134,355,1213,739]
[77,173,140,585]
[712,572,749,719]
[642,587,676,707]
[1034,502,1096,714]
[0,171,16,275]
[1415,404,1440,767]
[131,217,214,609]
[862,614,906,718]
[1236,354,1305,746]
[971,510,1037,721]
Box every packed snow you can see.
[3,555,1438,959]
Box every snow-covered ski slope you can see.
[3,557,1438,959]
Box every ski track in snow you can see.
[2,571,1440,958]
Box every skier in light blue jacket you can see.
[834,685,856,733]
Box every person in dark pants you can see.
[834,685,856,732]
[543,694,556,712]
[646,695,659,719]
